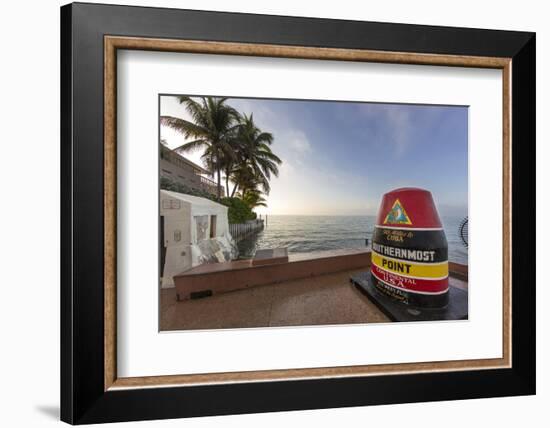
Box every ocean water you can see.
[237,215,468,265]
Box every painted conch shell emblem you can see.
[383,199,412,225]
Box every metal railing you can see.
[200,176,223,196]
[229,219,264,242]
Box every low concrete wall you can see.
[449,261,468,281]
[173,249,469,301]
[174,249,370,300]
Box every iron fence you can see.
[229,219,264,242]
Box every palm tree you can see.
[230,114,282,197]
[160,96,240,199]
[240,188,268,209]
[229,163,255,197]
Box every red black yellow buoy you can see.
[351,187,468,321]
[370,187,449,308]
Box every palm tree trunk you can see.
[231,182,238,198]
[225,173,229,198]
[216,168,221,199]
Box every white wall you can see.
[0,1,546,427]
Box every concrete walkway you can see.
[161,268,391,331]
[160,268,468,331]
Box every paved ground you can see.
[160,269,468,331]
[160,268,391,331]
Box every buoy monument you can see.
[351,187,468,321]
[371,188,449,307]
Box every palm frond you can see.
[160,116,209,139]
[174,139,208,153]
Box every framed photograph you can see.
[61,2,535,424]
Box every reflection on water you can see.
[237,215,468,265]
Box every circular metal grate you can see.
[459,217,468,248]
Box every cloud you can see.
[285,130,311,154]
[260,152,373,216]
[356,104,412,157]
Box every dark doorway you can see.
[210,215,217,238]
[160,215,166,277]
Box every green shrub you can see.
[160,177,219,202]
[220,197,256,224]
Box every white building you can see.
[160,190,235,288]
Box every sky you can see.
[160,95,468,217]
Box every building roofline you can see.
[160,144,211,175]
